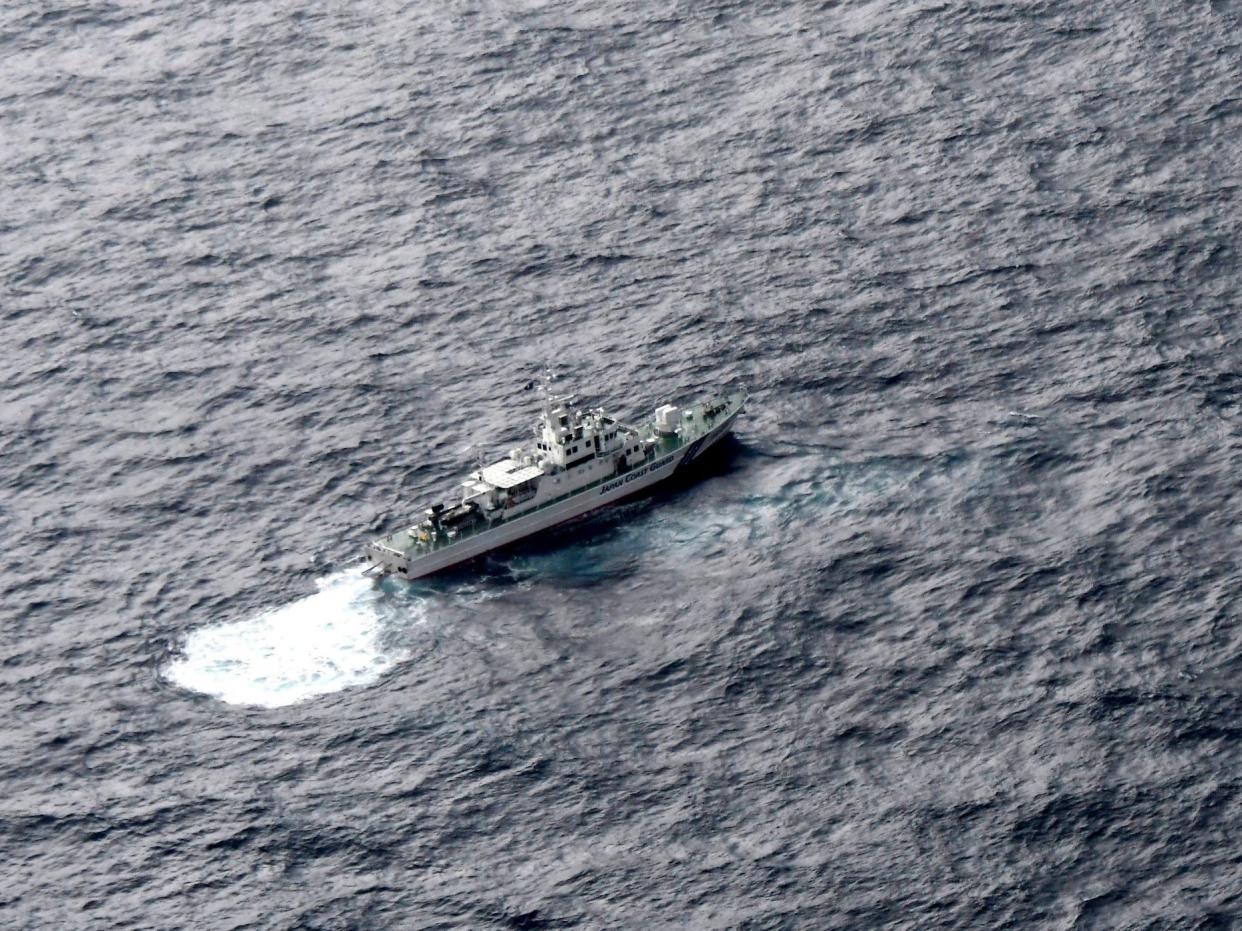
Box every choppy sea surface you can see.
[4,0,1242,927]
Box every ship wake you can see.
[165,569,416,708]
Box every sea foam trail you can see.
[165,570,412,708]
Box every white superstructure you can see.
[364,377,747,580]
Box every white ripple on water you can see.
[165,570,414,708]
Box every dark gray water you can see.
[4,0,1241,927]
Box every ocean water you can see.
[3,0,1241,927]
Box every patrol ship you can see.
[365,378,747,579]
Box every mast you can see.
[539,366,554,419]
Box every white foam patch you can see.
[165,570,414,708]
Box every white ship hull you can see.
[372,406,740,580]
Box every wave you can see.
[164,569,416,708]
